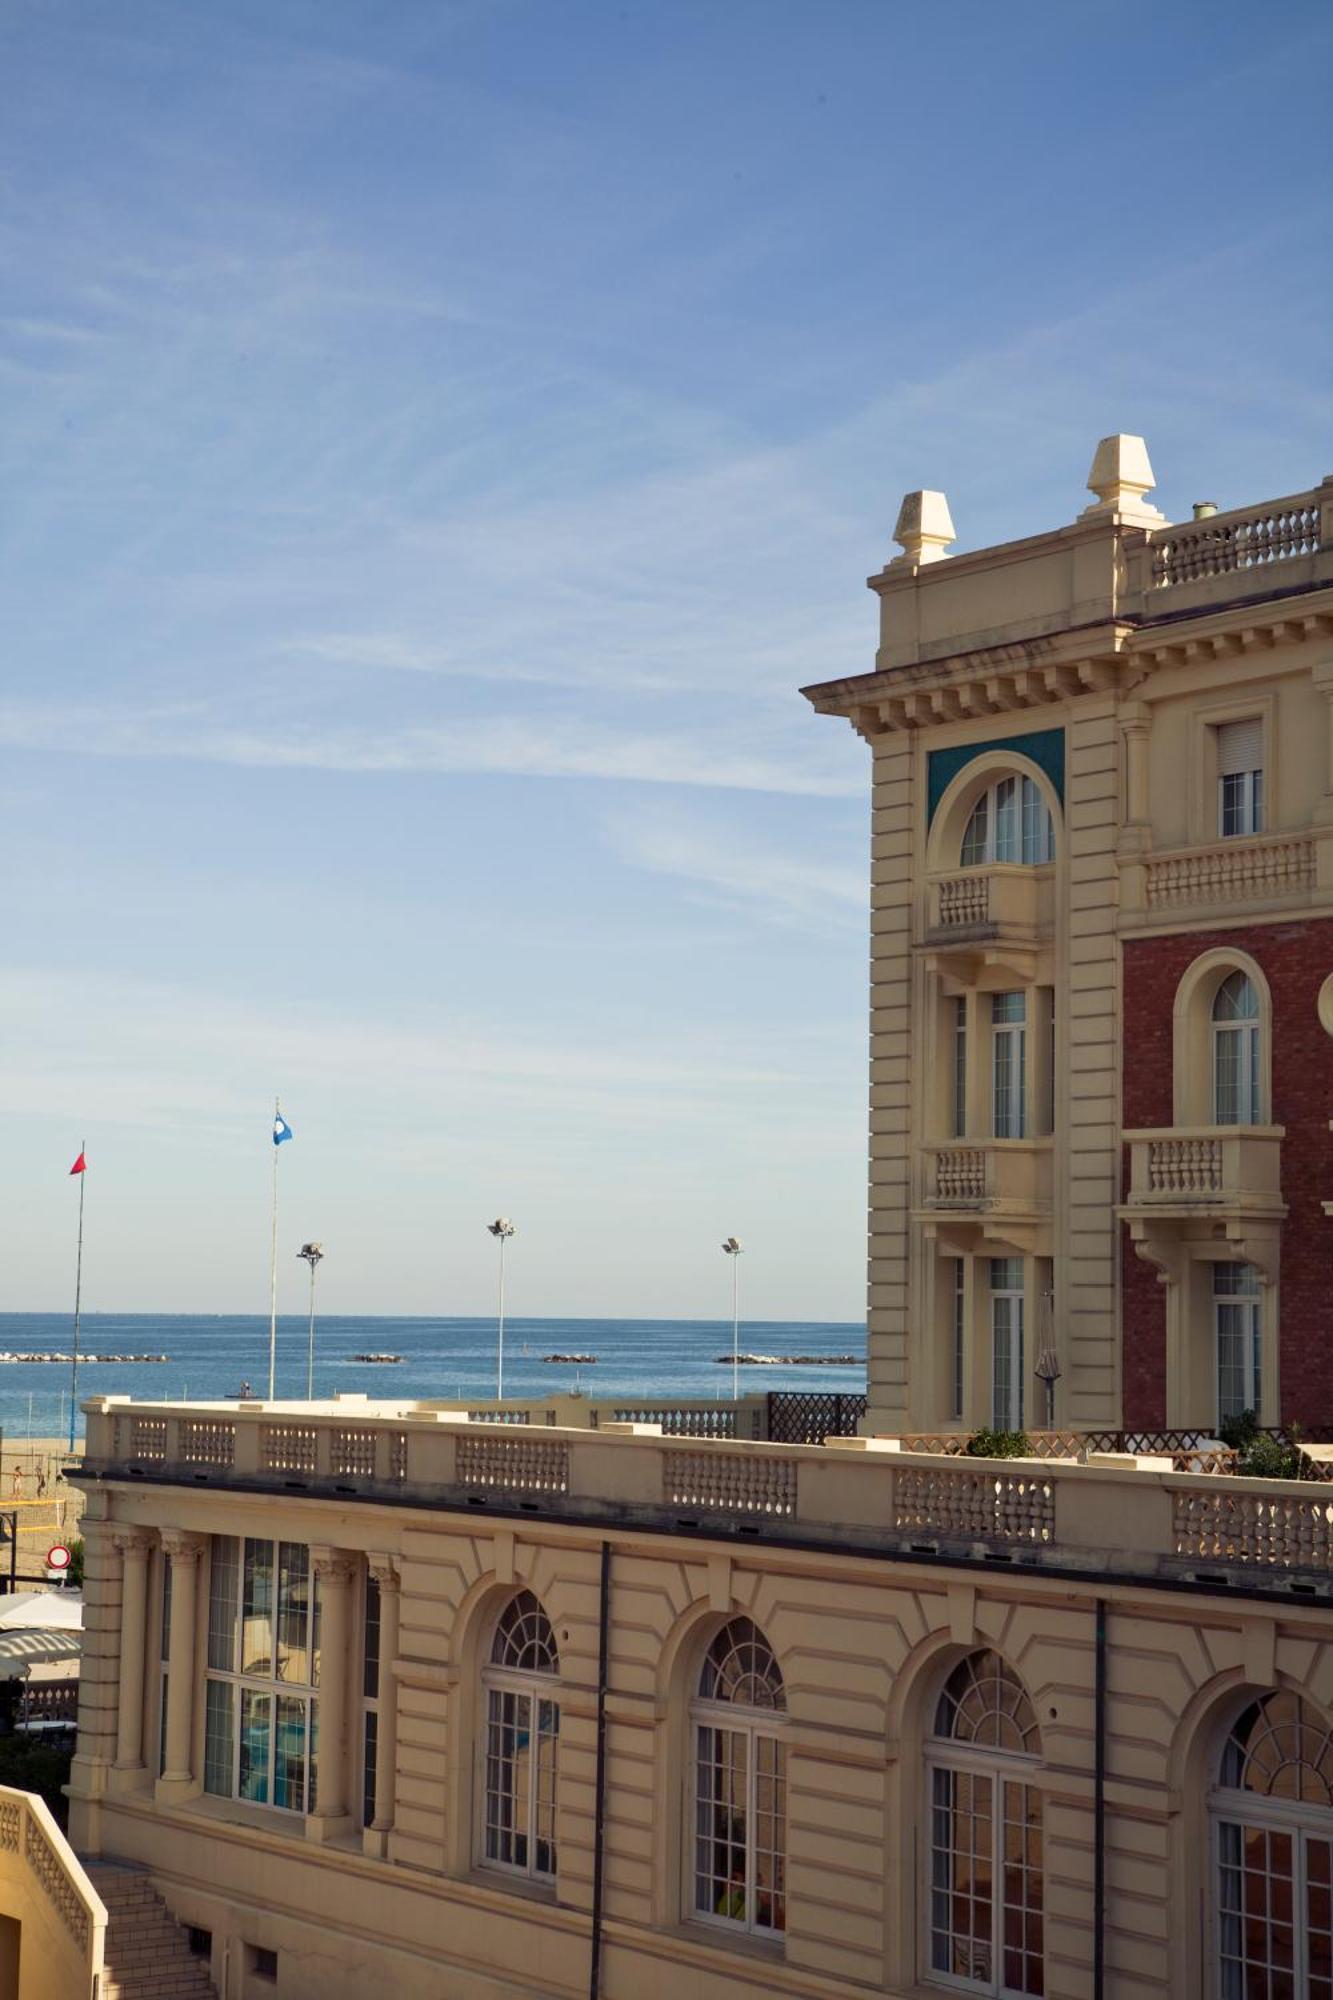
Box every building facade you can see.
[804,444,1333,1435]
[64,1399,1333,2000]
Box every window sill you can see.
[673,1918,785,1964]
[463,1866,559,1908]
[175,1792,320,1842]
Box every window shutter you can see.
[1217,718,1262,775]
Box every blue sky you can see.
[1,0,1330,1318]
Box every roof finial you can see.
[890,489,956,567]
[1080,434,1166,524]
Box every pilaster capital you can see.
[112,1528,154,1559]
[367,1553,401,1595]
[159,1529,206,1567]
[311,1545,356,1588]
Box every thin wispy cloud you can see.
[606,807,867,930]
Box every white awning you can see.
[0,1629,82,1678]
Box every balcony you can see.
[1119,1126,1286,1279]
[1121,831,1319,929]
[919,1139,1053,1251]
[1122,1127,1284,1215]
[926,864,1054,945]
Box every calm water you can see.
[0,1313,866,1441]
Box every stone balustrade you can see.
[78,1396,1333,1582]
[0,1784,107,1998]
[924,1139,1054,1217]
[1149,492,1323,588]
[1122,1126,1285,1211]
[928,864,1054,940]
[1143,833,1315,914]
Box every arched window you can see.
[961,776,1054,868]
[1213,1691,1333,1996]
[481,1590,559,1882]
[692,1616,787,1939]
[1213,972,1261,1125]
[926,1650,1043,1996]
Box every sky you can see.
[1,1,1330,1320]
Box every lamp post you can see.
[721,1237,744,1401]
[487,1219,516,1400]
[297,1242,324,1400]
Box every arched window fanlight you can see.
[481,1590,559,1882]
[693,1616,787,1938]
[961,775,1054,868]
[1214,1692,1333,1995]
[927,1650,1043,1995]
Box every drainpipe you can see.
[1094,1597,1107,2000]
[589,1540,611,2000]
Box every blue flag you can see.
[273,1111,294,1146]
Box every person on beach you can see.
[10,1464,21,1499]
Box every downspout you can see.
[1094,1597,1106,2000]
[589,1539,611,2000]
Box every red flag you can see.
[69,1152,86,1176]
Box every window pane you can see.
[753,1734,786,1934]
[485,1688,529,1869]
[204,1679,234,1798]
[1001,1780,1044,1996]
[273,1695,307,1813]
[961,796,988,867]
[534,1698,559,1879]
[994,777,1018,861]
[206,1537,236,1673]
[161,1556,174,1666]
[930,1766,993,1983]
[1309,1836,1333,2000]
[953,998,967,1138]
[241,1540,273,1677]
[239,1688,271,1804]
[277,1543,310,1684]
[952,1261,966,1422]
[696,1723,748,1923]
[363,1708,378,1830]
[363,1576,381,1701]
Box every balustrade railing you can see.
[0,1785,106,1995]
[1145,834,1314,912]
[1151,495,1323,587]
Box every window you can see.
[1218,719,1264,838]
[927,1650,1043,1996]
[204,1537,319,1813]
[991,995,1027,1139]
[362,1572,380,1830]
[1213,1691,1333,1998]
[693,1616,787,1940]
[951,1260,966,1422]
[482,1590,559,1882]
[247,1944,278,1983]
[961,777,1053,868]
[953,998,968,1138]
[1213,972,1261,1125]
[1214,1263,1263,1425]
[990,1260,1025,1432]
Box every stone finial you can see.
[1080,434,1167,524]
[890,489,956,567]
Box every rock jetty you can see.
[713,1353,859,1366]
[0,1351,168,1365]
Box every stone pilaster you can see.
[156,1530,205,1803]
[364,1555,401,1859]
[307,1546,355,1843]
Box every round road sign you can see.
[46,1543,71,1572]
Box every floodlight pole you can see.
[298,1243,324,1400]
[722,1238,744,1401]
[488,1219,516,1400]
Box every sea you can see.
[0,1313,867,1443]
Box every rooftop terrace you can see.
[76,1393,1333,1603]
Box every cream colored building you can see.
[48,1394,1333,2000]
[804,445,1333,1438]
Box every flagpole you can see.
[69,1141,86,1452]
[268,1098,280,1400]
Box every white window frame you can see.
[961,776,1053,868]
[990,1260,1025,1433]
[953,997,969,1139]
[1217,719,1265,839]
[1214,1264,1263,1426]
[690,1621,787,1943]
[479,1595,560,1885]
[951,1259,967,1423]
[1212,975,1261,1126]
[1209,1699,1333,1999]
[923,1659,1044,1997]
[202,1536,319,1816]
[991,994,1027,1140]
[360,1570,380,1831]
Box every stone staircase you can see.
[84,1861,216,1999]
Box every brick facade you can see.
[1121,917,1333,1428]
